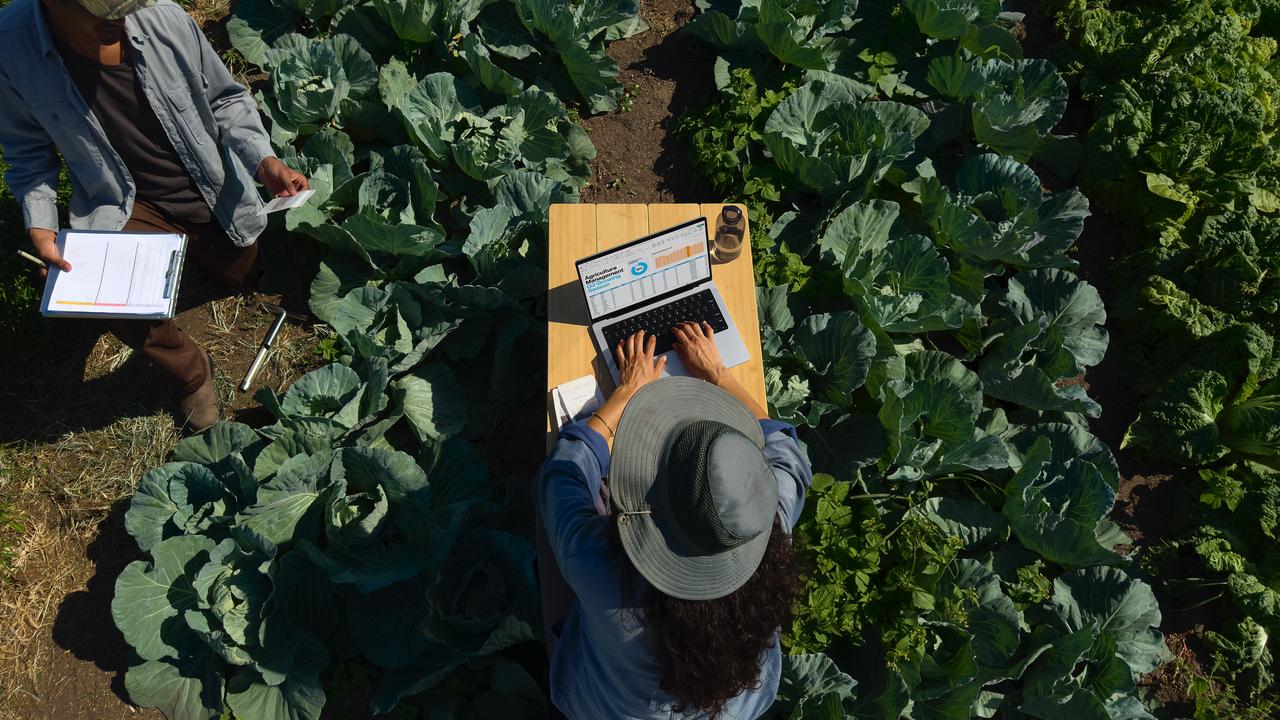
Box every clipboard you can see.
[39,230,188,319]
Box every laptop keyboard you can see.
[602,289,729,357]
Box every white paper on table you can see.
[261,189,316,214]
[41,231,186,318]
[551,374,606,430]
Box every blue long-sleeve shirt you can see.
[539,418,814,720]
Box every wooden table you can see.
[546,203,765,442]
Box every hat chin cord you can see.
[616,509,652,525]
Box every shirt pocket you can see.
[163,79,207,146]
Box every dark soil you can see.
[580,0,711,204]
[19,502,158,720]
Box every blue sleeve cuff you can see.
[760,419,798,442]
[559,421,611,476]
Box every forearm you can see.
[19,190,59,232]
[586,384,636,449]
[712,372,769,421]
[215,96,274,175]
[540,436,609,573]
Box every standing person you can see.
[0,0,308,432]
[539,322,813,719]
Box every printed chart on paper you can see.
[43,232,185,316]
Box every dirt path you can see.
[580,0,710,204]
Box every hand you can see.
[614,330,667,398]
[29,228,70,279]
[257,156,309,197]
[672,321,726,384]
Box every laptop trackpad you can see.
[605,330,748,382]
[660,350,691,378]
[658,332,747,379]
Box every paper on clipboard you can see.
[261,189,316,214]
[40,230,186,319]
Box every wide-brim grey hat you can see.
[612,377,778,601]
[78,0,159,20]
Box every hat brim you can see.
[79,0,157,20]
[612,377,770,601]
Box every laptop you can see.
[576,217,750,383]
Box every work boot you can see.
[179,351,220,433]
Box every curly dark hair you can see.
[641,517,801,718]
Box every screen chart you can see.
[578,221,710,318]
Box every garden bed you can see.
[2,1,1276,718]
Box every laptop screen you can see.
[576,217,711,320]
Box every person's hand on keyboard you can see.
[672,321,726,384]
[615,330,668,399]
[587,331,667,446]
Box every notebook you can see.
[39,230,188,319]
[551,374,606,430]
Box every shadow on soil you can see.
[0,325,172,444]
[49,499,140,704]
[636,21,715,201]
[581,0,710,204]
[0,242,313,444]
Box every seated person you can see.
[0,0,308,431]
[539,321,814,719]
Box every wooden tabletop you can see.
[546,203,765,439]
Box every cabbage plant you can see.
[679,1,1172,717]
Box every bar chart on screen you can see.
[654,243,700,268]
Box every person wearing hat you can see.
[0,0,308,432]
[538,321,814,719]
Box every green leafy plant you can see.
[112,1,647,718]
[1053,17,1280,711]
[787,473,965,666]
[1056,0,1280,244]
[682,1,1170,716]
[114,364,538,719]
[767,652,860,718]
[676,68,795,241]
[618,81,640,112]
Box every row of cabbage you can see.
[681,1,1171,718]
[1054,0,1280,712]
[106,1,648,718]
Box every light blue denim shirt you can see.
[539,417,814,720]
[0,0,273,245]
